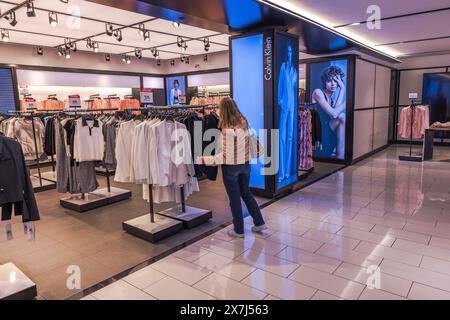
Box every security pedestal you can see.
[0,263,37,300]
[60,187,132,212]
[158,205,212,229]
[122,214,183,243]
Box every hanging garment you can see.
[115,120,141,183]
[298,109,314,171]
[73,117,104,162]
[0,135,40,223]
[398,105,429,139]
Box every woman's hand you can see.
[334,75,345,89]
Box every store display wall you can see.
[0,68,17,113]
[353,59,392,160]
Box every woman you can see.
[169,79,182,105]
[312,66,346,159]
[197,97,266,238]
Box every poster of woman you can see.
[310,59,347,160]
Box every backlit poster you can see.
[275,34,299,189]
[166,76,186,105]
[310,59,348,160]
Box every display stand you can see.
[122,105,214,242]
[157,185,212,229]
[60,165,131,212]
[123,184,183,243]
[399,99,423,162]
[59,107,131,212]
[0,263,37,300]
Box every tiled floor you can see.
[84,145,450,300]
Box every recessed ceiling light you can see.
[172,21,180,28]
[48,12,58,27]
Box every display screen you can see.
[275,34,299,189]
[166,76,186,105]
[231,34,265,189]
[423,73,450,139]
[309,59,348,160]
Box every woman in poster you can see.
[169,79,182,105]
[312,65,346,159]
[277,44,298,182]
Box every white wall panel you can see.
[143,77,164,89]
[375,65,391,107]
[187,72,229,87]
[353,109,374,159]
[355,59,375,109]
[373,108,390,149]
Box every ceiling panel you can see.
[381,38,450,56]
[92,29,178,50]
[5,32,64,47]
[145,18,219,38]
[283,0,450,26]
[157,42,227,56]
[209,34,230,45]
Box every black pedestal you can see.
[60,187,132,212]
[122,214,183,243]
[0,263,37,300]
[157,206,212,229]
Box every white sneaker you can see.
[251,224,268,233]
[228,229,245,238]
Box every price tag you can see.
[25,98,38,110]
[140,88,154,104]
[408,92,418,99]
[68,95,81,108]
[179,94,186,104]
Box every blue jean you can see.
[221,164,265,234]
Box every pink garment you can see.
[398,105,428,139]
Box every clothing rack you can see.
[122,105,212,243]
[399,99,424,162]
[6,110,56,192]
[59,108,131,212]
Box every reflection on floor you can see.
[84,145,450,300]
[0,165,269,300]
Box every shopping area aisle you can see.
[82,145,450,300]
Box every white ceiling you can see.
[263,0,450,59]
[0,0,229,60]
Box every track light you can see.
[49,12,58,27]
[105,23,114,36]
[27,1,36,17]
[150,48,159,58]
[180,55,185,63]
[59,0,69,3]
[156,59,161,66]
[144,30,150,42]
[57,46,63,56]
[122,55,131,64]
[203,37,210,52]
[177,36,188,52]
[105,54,110,61]
[65,50,71,59]
[64,38,77,52]
[172,21,180,28]
[135,48,142,59]
[113,29,122,42]
[138,24,145,36]
[36,46,43,55]
[170,59,175,66]
[7,11,17,27]
[185,56,190,64]
[1,29,9,42]
[86,38,99,52]
[203,54,208,62]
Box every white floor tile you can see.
[420,255,450,276]
[430,236,450,250]
[277,246,342,273]
[172,245,210,262]
[144,276,215,300]
[310,291,343,300]
[302,229,360,250]
[266,232,323,253]
[408,282,450,300]
[236,249,300,277]
[195,236,248,259]
[192,252,233,272]
[354,241,423,266]
[337,227,396,246]
[264,295,282,300]
[333,262,412,297]
[92,280,156,300]
[80,295,97,300]
[289,266,365,300]
[151,256,212,285]
[370,225,430,244]
[392,238,450,262]
[194,273,266,300]
[229,235,287,256]
[316,243,383,268]
[123,266,166,290]
[358,288,405,300]
[241,269,316,300]
[216,261,256,282]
